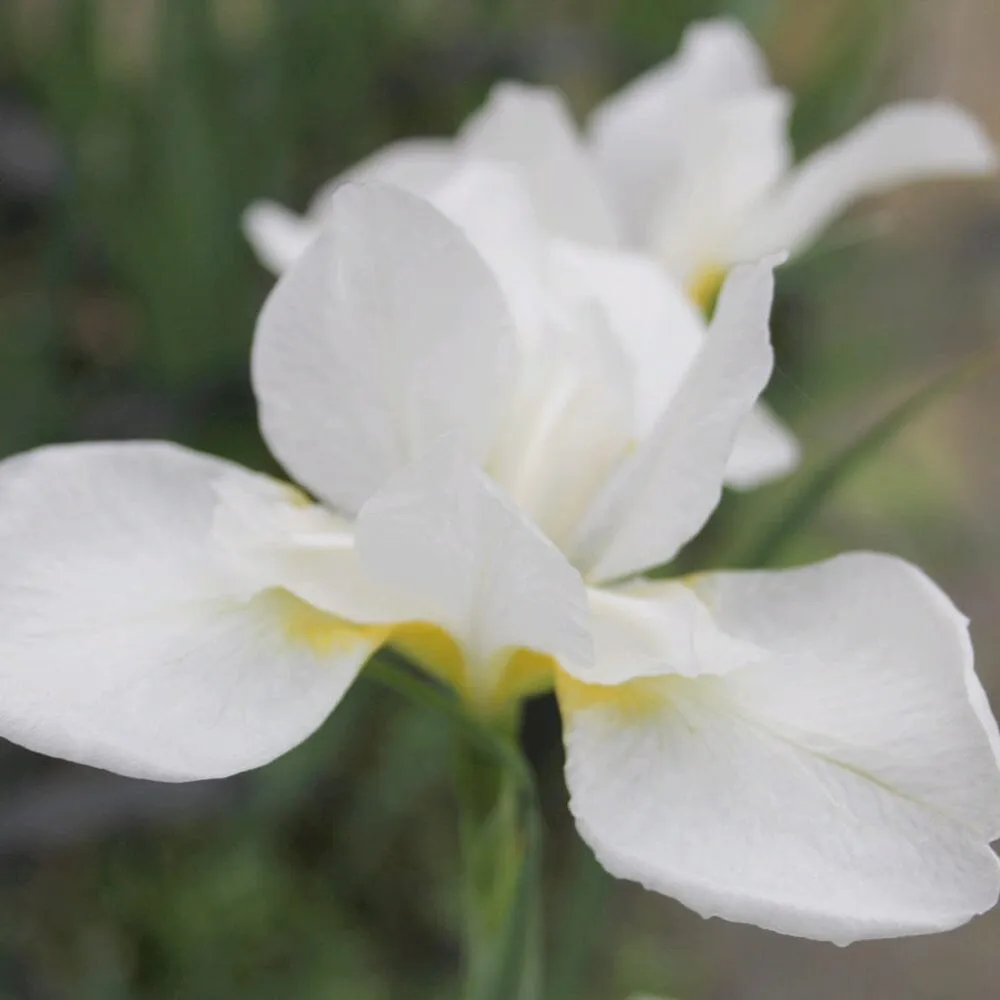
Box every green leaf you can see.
[739,343,999,568]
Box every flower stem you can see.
[364,651,543,1000]
[456,724,542,1000]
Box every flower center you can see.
[392,622,557,715]
[687,263,727,313]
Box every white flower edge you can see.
[561,553,1000,942]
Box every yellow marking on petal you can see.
[391,621,466,692]
[555,669,674,722]
[274,590,388,655]
[491,649,556,706]
[687,264,727,314]
[390,623,557,716]
[283,484,313,507]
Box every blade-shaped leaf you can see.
[740,343,998,568]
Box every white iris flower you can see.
[243,19,994,494]
[250,18,992,310]
[588,18,997,301]
[1,184,997,944]
[244,138,799,491]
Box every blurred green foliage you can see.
[0,0,943,997]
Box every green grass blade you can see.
[740,343,999,568]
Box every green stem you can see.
[364,652,543,1000]
[457,727,542,1000]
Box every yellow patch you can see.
[491,648,556,706]
[275,590,388,655]
[687,264,727,314]
[555,669,674,721]
[282,483,313,508]
[275,594,559,714]
[391,621,466,691]
[390,623,557,716]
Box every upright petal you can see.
[252,182,516,516]
[545,239,704,436]
[735,101,998,260]
[355,441,592,705]
[569,261,775,583]
[645,88,792,282]
[243,201,319,275]
[562,554,1000,941]
[487,303,635,551]
[432,160,547,338]
[589,18,770,241]
[459,82,620,247]
[0,443,387,781]
[333,137,458,198]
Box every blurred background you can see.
[1,0,999,997]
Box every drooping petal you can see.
[725,401,800,489]
[355,441,593,705]
[734,101,998,260]
[589,18,770,241]
[459,82,620,247]
[545,239,704,436]
[242,201,319,275]
[0,442,386,782]
[562,553,1000,942]
[252,182,516,516]
[570,261,775,583]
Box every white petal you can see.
[210,470,414,624]
[563,554,1000,941]
[735,101,998,260]
[545,239,705,436]
[0,443,381,781]
[559,579,763,686]
[693,553,1000,837]
[725,401,800,489]
[589,18,770,241]
[487,303,635,551]
[242,201,319,275]
[645,88,792,282]
[570,261,775,583]
[329,137,458,201]
[432,160,547,338]
[355,441,592,703]
[459,82,620,247]
[252,182,516,515]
